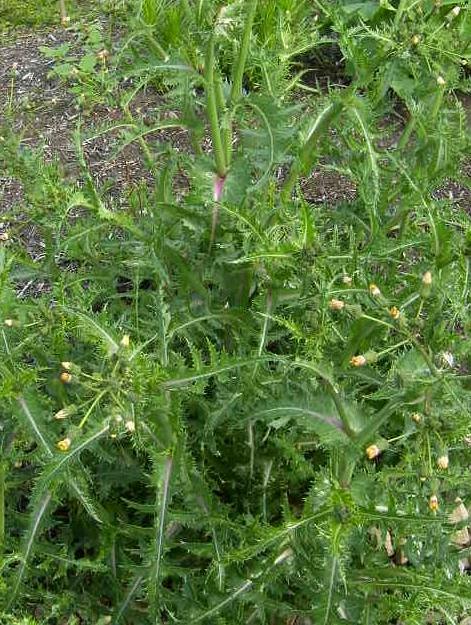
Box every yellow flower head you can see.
[411,412,422,424]
[57,437,71,452]
[429,494,439,512]
[437,455,449,470]
[369,283,381,297]
[54,407,71,420]
[329,298,345,311]
[350,355,367,367]
[97,49,109,62]
[422,271,432,285]
[366,444,380,460]
[125,420,136,433]
[60,371,72,384]
[389,306,400,320]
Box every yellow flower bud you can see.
[437,455,449,470]
[57,437,71,452]
[369,283,381,296]
[411,34,420,45]
[451,5,461,17]
[4,319,14,327]
[389,306,400,320]
[411,412,422,423]
[350,355,367,367]
[60,371,72,384]
[125,420,136,433]
[61,361,73,371]
[329,298,345,311]
[429,494,439,511]
[120,334,130,348]
[366,444,381,460]
[54,407,71,419]
[422,271,432,285]
[436,75,446,87]
[97,49,109,62]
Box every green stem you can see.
[205,34,227,177]
[397,115,415,150]
[0,461,4,555]
[230,0,258,104]
[144,28,169,62]
[215,74,232,168]
[180,0,193,22]
[431,87,444,119]
[328,387,355,439]
[281,100,344,202]
[393,0,408,28]
[59,0,68,24]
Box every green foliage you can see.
[1,0,471,623]
[0,0,58,29]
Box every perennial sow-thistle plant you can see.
[0,0,471,623]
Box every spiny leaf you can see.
[7,490,52,611]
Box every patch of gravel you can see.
[0,176,24,208]
[301,168,357,205]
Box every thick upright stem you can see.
[230,0,258,104]
[215,74,232,168]
[205,35,227,177]
[59,0,69,26]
